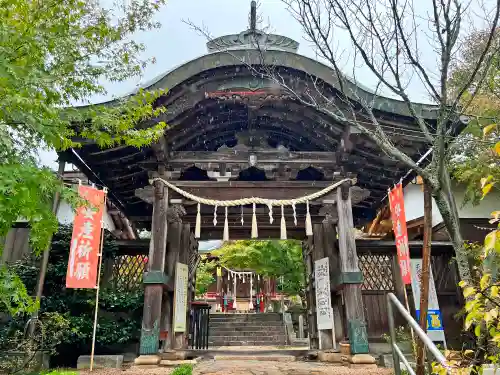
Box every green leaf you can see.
[485,230,500,256]
[463,286,477,298]
[484,124,498,137]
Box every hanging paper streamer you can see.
[251,203,258,238]
[223,206,229,241]
[241,205,244,226]
[292,202,297,226]
[213,205,218,226]
[195,203,201,238]
[305,200,313,236]
[268,203,273,224]
[280,205,287,240]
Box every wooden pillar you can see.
[303,238,319,349]
[163,221,182,350]
[313,223,334,349]
[139,182,168,355]
[187,232,198,341]
[336,183,369,354]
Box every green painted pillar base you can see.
[139,320,160,355]
[348,319,369,354]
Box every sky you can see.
[40,0,490,169]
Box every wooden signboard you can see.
[173,262,189,332]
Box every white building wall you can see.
[56,201,116,232]
[403,182,499,225]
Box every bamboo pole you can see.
[416,183,432,375]
[90,188,108,372]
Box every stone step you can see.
[209,339,287,346]
[209,314,282,322]
[209,320,283,325]
[213,355,296,362]
[209,324,284,331]
[209,327,284,334]
[209,334,286,342]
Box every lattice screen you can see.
[112,254,148,290]
[358,254,395,291]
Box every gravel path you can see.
[193,359,394,375]
[79,367,173,375]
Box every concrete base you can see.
[350,354,377,364]
[160,350,188,360]
[133,355,160,365]
[160,359,198,367]
[77,355,124,369]
[318,352,343,363]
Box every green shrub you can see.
[171,364,193,375]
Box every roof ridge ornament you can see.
[206,1,299,53]
[249,0,257,32]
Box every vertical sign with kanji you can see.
[66,185,106,289]
[314,257,334,330]
[388,184,412,284]
[173,262,189,332]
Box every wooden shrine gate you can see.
[59,2,465,360]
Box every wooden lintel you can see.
[167,150,337,165]
[134,181,369,206]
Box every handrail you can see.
[387,292,449,375]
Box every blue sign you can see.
[416,309,443,331]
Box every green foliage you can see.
[381,326,412,344]
[0,226,144,362]
[171,364,193,375]
[0,0,166,314]
[213,240,305,296]
[449,29,500,205]
[0,265,39,316]
[195,260,215,297]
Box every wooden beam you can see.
[135,181,368,205]
[197,227,308,240]
[165,151,338,166]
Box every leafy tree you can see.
[195,259,216,297]
[212,240,305,296]
[443,50,500,367]
[0,0,166,313]
[1,226,144,367]
[449,30,500,204]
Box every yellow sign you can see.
[217,267,222,277]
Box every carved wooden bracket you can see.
[319,204,338,224]
[135,186,154,204]
[167,204,186,223]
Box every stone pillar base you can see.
[134,355,160,366]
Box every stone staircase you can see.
[208,313,287,346]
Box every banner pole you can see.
[90,190,107,372]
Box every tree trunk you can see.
[432,172,472,283]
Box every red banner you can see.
[388,184,411,284]
[66,185,106,289]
